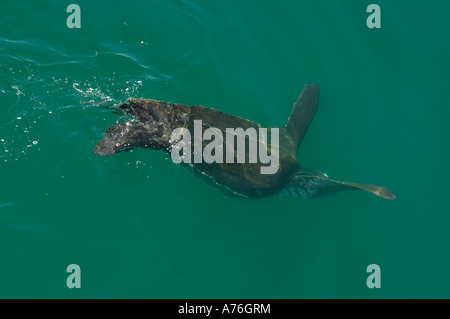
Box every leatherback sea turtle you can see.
[93,84,395,200]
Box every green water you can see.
[1,0,449,298]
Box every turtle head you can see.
[279,169,396,200]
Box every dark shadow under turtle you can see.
[93,84,395,200]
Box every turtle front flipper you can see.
[94,98,191,156]
[93,120,167,155]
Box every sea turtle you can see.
[93,84,395,200]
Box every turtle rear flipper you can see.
[275,170,396,200]
[283,84,319,150]
[335,181,396,200]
